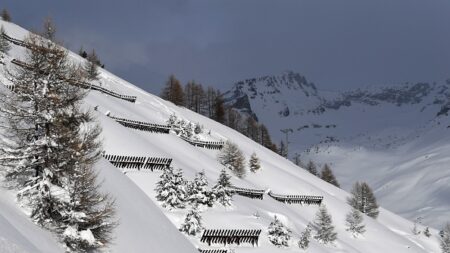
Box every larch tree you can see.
[213,93,225,123]
[0,33,116,252]
[211,168,233,207]
[161,74,185,106]
[249,152,261,173]
[84,49,100,80]
[1,8,11,22]
[347,182,379,219]
[217,141,246,178]
[313,205,337,244]
[345,208,366,237]
[42,17,56,41]
[305,160,318,176]
[320,164,340,188]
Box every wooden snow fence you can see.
[198,249,229,253]
[268,191,323,205]
[179,136,224,150]
[10,59,137,103]
[106,114,171,134]
[200,229,261,246]
[228,186,265,200]
[103,154,172,172]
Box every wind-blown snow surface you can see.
[224,72,450,228]
[0,20,444,252]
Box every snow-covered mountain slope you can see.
[0,20,445,252]
[224,71,450,228]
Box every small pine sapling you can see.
[267,215,291,247]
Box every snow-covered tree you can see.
[424,227,431,237]
[298,223,312,250]
[211,169,233,206]
[217,141,246,178]
[249,152,261,173]
[155,167,187,209]
[179,204,203,236]
[187,171,214,207]
[441,223,450,253]
[194,123,202,134]
[0,33,116,252]
[347,182,379,219]
[305,160,318,176]
[320,164,340,188]
[268,215,291,247]
[345,208,365,237]
[0,25,10,54]
[313,205,337,244]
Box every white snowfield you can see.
[0,20,444,252]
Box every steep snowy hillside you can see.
[0,21,445,252]
[224,72,450,227]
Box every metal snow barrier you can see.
[103,154,172,171]
[179,136,224,150]
[10,59,137,103]
[200,229,261,246]
[267,191,323,205]
[106,114,171,134]
[1,32,28,47]
[228,186,265,200]
[198,249,229,253]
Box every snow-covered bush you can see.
[217,141,246,178]
[211,169,233,207]
[155,167,187,209]
[441,223,450,253]
[268,216,291,247]
[313,205,337,244]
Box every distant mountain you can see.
[224,71,450,227]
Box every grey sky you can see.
[3,0,450,93]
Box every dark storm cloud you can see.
[2,0,450,93]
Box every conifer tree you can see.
[298,223,312,250]
[217,141,246,178]
[43,17,56,41]
[0,33,116,252]
[279,141,288,158]
[441,223,450,253]
[424,227,431,237]
[211,169,233,206]
[187,171,214,207]
[313,205,337,244]
[84,49,100,80]
[345,208,365,237]
[320,164,340,188]
[179,204,203,236]
[155,167,187,209]
[305,160,318,176]
[214,93,225,123]
[347,182,379,219]
[249,152,261,173]
[0,25,10,54]
[268,216,291,247]
[1,8,11,22]
[161,74,185,106]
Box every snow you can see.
[0,20,445,253]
